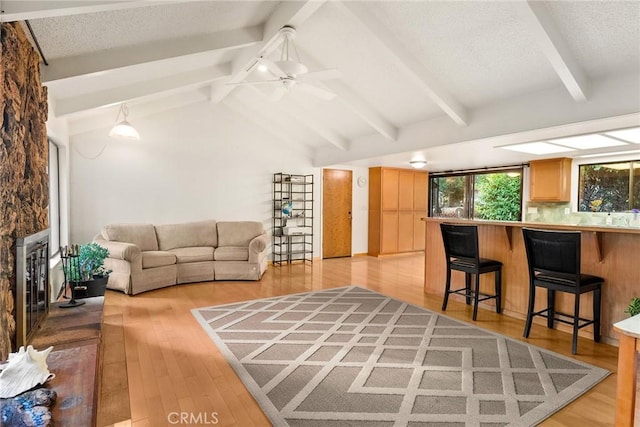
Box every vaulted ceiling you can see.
[3,0,639,171]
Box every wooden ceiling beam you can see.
[335,1,468,127]
[520,0,590,102]
[0,1,188,22]
[54,64,231,117]
[42,26,259,83]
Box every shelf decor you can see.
[273,173,313,265]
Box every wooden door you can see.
[398,170,414,211]
[323,169,352,258]
[381,212,399,254]
[398,212,414,252]
[381,169,399,210]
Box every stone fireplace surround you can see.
[0,22,49,360]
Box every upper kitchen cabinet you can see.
[529,158,572,202]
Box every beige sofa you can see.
[94,220,269,295]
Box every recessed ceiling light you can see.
[257,63,268,72]
[577,149,640,158]
[499,142,574,155]
[604,127,640,144]
[549,134,627,149]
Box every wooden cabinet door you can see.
[413,172,428,212]
[398,212,414,252]
[398,170,414,211]
[413,213,425,251]
[529,158,571,201]
[382,169,399,210]
[381,212,398,254]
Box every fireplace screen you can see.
[16,229,50,347]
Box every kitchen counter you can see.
[422,217,640,344]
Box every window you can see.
[429,168,523,221]
[48,140,60,256]
[578,161,640,212]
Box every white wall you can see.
[69,101,324,255]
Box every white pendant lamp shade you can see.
[110,104,140,140]
[109,120,140,140]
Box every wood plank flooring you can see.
[98,253,619,427]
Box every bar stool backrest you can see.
[522,228,581,284]
[440,224,480,267]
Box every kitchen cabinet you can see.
[529,157,572,202]
[368,167,428,256]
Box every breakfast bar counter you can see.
[422,217,640,343]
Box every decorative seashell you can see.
[0,345,55,398]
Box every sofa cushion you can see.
[217,221,264,247]
[103,223,158,252]
[155,220,217,251]
[214,247,249,261]
[169,247,214,263]
[142,251,177,268]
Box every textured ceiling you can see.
[28,1,277,59]
[9,0,637,168]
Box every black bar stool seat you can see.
[440,223,502,321]
[522,228,603,355]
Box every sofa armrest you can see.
[94,237,141,262]
[248,233,269,263]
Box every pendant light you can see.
[109,103,140,140]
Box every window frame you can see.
[429,166,524,221]
[577,159,640,212]
[48,139,61,257]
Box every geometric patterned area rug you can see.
[192,286,609,427]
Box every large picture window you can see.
[429,168,523,221]
[578,160,640,212]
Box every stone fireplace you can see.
[0,22,49,360]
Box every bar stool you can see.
[522,228,603,355]
[440,223,502,321]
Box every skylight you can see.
[549,134,627,150]
[499,142,574,155]
[604,127,640,144]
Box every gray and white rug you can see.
[192,286,609,426]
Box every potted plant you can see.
[625,297,640,317]
[63,243,111,298]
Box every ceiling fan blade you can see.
[261,59,288,78]
[270,87,287,102]
[225,79,281,86]
[299,69,342,82]
[297,83,337,100]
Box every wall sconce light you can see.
[109,103,140,140]
[409,160,427,169]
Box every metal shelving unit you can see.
[273,173,313,265]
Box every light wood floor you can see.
[98,253,619,427]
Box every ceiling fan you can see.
[227,26,341,101]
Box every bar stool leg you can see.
[547,289,556,329]
[442,266,452,311]
[524,282,536,338]
[465,273,472,305]
[572,294,580,355]
[472,274,480,321]
[594,287,601,343]
[495,268,502,314]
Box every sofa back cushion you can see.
[217,221,264,247]
[155,220,218,251]
[102,223,158,252]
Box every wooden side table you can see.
[30,296,104,427]
[613,315,640,427]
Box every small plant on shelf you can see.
[625,297,640,317]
